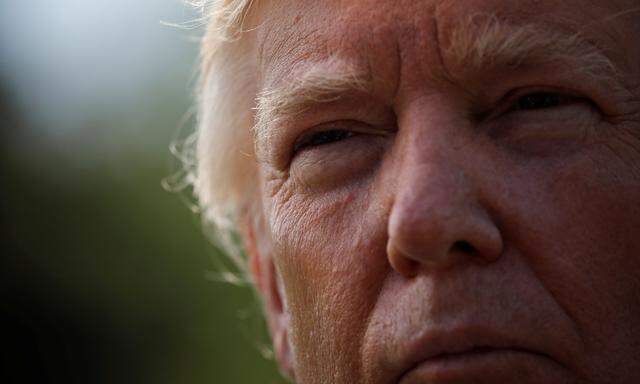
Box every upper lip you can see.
[394,325,561,381]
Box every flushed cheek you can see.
[266,182,388,383]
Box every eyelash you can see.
[293,129,356,152]
[294,91,583,152]
[507,91,580,113]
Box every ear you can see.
[242,214,295,380]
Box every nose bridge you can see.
[386,111,503,276]
[390,131,471,248]
[407,131,468,202]
[393,96,472,213]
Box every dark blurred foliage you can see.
[0,57,286,384]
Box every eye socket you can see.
[511,92,580,112]
[293,129,355,152]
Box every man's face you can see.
[249,0,640,383]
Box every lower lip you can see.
[399,348,557,383]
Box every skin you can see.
[241,0,640,383]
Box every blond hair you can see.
[167,0,258,276]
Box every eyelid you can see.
[484,87,587,121]
[292,120,393,152]
[293,129,355,152]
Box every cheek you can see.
[505,143,640,376]
[264,176,389,381]
[545,146,640,308]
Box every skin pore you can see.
[239,0,640,383]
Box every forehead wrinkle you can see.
[259,25,324,80]
[253,60,371,161]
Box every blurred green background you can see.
[0,1,286,383]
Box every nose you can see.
[386,139,503,277]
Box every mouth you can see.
[395,328,566,383]
[399,347,556,383]
[422,345,536,360]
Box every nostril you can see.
[452,240,475,254]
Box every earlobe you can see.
[244,216,295,380]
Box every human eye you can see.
[288,121,391,190]
[510,91,582,112]
[291,119,391,157]
[293,129,356,152]
[486,88,599,155]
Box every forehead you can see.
[256,0,636,89]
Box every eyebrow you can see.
[253,14,620,153]
[445,13,618,77]
[254,61,372,150]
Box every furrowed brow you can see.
[254,63,371,148]
[445,14,619,81]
